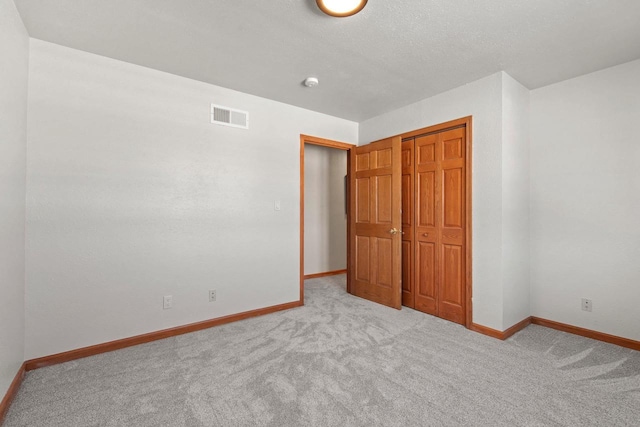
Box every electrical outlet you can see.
[581,298,592,312]
[209,289,217,302]
[163,295,172,310]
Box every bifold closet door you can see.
[411,127,467,325]
[401,139,415,308]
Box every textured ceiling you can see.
[14,0,640,121]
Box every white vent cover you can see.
[211,104,249,129]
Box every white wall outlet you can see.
[209,289,216,302]
[163,295,173,309]
[581,298,592,312]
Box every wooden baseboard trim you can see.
[502,317,533,339]
[0,362,26,425]
[303,269,347,280]
[471,317,532,340]
[531,317,640,351]
[470,323,504,339]
[25,300,303,371]
[472,315,640,351]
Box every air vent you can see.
[211,104,249,129]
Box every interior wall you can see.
[25,39,358,359]
[359,73,506,331]
[0,0,28,397]
[530,59,640,341]
[501,73,531,328]
[304,145,347,275]
[15,30,639,368]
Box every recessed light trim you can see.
[316,0,368,17]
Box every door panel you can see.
[377,148,392,168]
[401,240,412,297]
[376,175,393,223]
[442,245,463,303]
[356,178,370,223]
[414,134,439,315]
[349,137,402,309]
[418,142,435,163]
[437,127,466,324]
[408,126,467,326]
[356,153,370,171]
[401,176,412,225]
[443,168,463,227]
[439,244,465,324]
[415,241,437,314]
[356,236,370,282]
[401,139,415,307]
[376,237,393,287]
[418,172,436,227]
[443,137,462,159]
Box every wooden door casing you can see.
[349,136,402,309]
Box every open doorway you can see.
[299,135,355,303]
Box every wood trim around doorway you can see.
[300,135,356,304]
[396,116,473,329]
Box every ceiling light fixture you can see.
[316,0,368,17]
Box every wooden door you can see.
[348,136,402,309]
[438,127,466,324]
[401,138,415,308]
[414,133,439,315]
[414,127,467,325]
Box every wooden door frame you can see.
[396,116,473,329]
[300,135,356,303]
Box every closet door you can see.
[437,127,466,325]
[401,139,415,308]
[414,134,438,315]
[412,127,467,325]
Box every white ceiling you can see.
[14,0,640,121]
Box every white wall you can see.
[17,33,640,366]
[360,73,506,330]
[501,73,531,328]
[0,0,28,398]
[25,40,358,359]
[304,145,347,275]
[530,59,640,341]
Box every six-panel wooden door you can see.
[401,139,415,308]
[348,136,402,309]
[402,126,468,325]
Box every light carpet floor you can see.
[5,275,640,426]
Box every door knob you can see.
[389,228,399,235]
[423,233,429,237]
